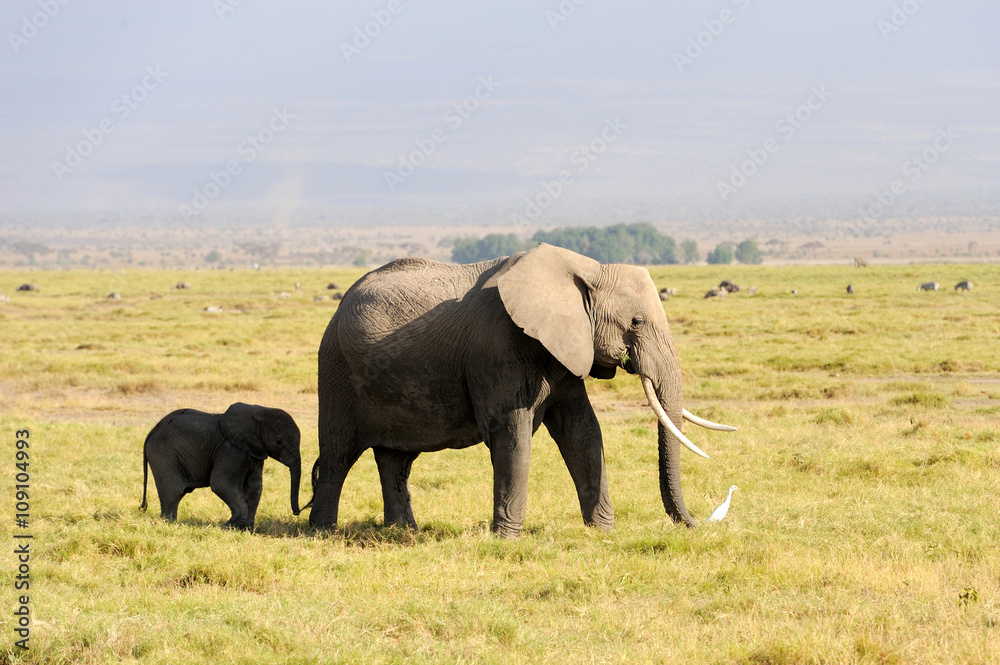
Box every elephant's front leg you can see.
[543,383,614,530]
[211,457,254,530]
[486,411,534,538]
[243,460,265,528]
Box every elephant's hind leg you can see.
[374,447,420,529]
[154,477,187,521]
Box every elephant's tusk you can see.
[641,378,710,459]
[682,409,738,432]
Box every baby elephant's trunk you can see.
[289,461,302,516]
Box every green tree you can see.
[451,237,482,263]
[352,249,372,267]
[706,243,734,265]
[451,234,527,263]
[532,223,676,265]
[735,239,763,264]
[681,239,699,264]
[204,250,222,264]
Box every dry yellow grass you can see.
[1,264,998,664]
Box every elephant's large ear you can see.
[219,403,267,460]
[497,243,599,378]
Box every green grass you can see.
[1,263,999,663]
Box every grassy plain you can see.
[1,262,999,664]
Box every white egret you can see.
[705,485,739,523]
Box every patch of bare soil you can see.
[0,382,319,429]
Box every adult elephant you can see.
[142,402,304,529]
[309,244,735,536]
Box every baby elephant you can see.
[141,403,303,529]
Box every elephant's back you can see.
[337,256,506,339]
[146,409,219,454]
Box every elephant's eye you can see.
[632,316,644,327]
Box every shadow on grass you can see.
[121,508,516,545]
[251,517,468,546]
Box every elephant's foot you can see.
[384,515,418,531]
[308,481,342,529]
[490,519,523,539]
[224,519,254,531]
[584,517,615,531]
[582,501,614,531]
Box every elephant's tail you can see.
[140,447,149,513]
[299,458,320,512]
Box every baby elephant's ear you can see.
[219,403,267,460]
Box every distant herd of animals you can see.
[693,278,974,299]
[2,277,976,305]
[2,250,984,535]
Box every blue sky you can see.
[1,0,997,226]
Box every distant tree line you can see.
[452,224,691,265]
[707,240,763,265]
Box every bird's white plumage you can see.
[705,485,739,523]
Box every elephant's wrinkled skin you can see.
[310,244,729,537]
[141,402,303,529]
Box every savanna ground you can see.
[1,262,999,664]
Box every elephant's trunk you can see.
[643,376,696,528]
[289,460,302,516]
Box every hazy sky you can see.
[1,0,997,227]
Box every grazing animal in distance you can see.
[846,284,855,294]
[704,287,726,298]
[719,280,741,293]
[107,292,121,300]
[173,282,192,290]
[17,283,38,292]
[853,256,868,268]
[954,281,972,291]
[917,282,939,292]
[790,289,798,296]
